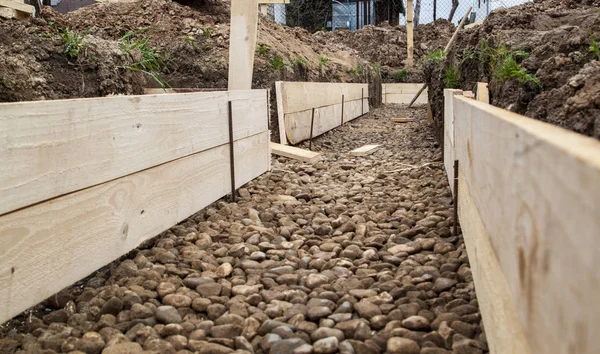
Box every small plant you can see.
[444,67,459,88]
[270,56,287,71]
[0,76,10,88]
[427,48,446,61]
[319,55,329,68]
[120,29,170,88]
[372,62,381,74]
[590,36,600,60]
[350,65,365,76]
[201,28,212,38]
[182,34,200,51]
[394,69,408,82]
[257,44,270,57]
[54,26,89,60]
[494,53,540,87]
[291,56,308,70]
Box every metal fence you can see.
[266,0,534,30]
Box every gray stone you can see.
[155,306,182,324]
[313,336,339,354]
[387,337,420,354]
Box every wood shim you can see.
[382,83,428,105]
[0,90,267,216]
[228,0,259,90]
[275,81,369,145]
[349,144,381,156]
[450,95,600,354]
[0,131,270,324]
[271,142,321,163]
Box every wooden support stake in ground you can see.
[228,0,259,90]
[476,82,489,103]
[408,6,472,107]
[406,0,414,66]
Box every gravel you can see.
[0,104,488,353]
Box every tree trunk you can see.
[448,0,459,22]
[414,0,421,27]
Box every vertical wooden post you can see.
[341,95,345,126]
[260,4,268,16]
[406,0,414,66]
[476,82,489,103]
[228,0,259,90]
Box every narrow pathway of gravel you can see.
[0,105,488,354]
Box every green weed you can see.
[120,29,170,88]
[201,28,212,38]
[257,44,270,57]
[444,67,459,88]
[394,69,408,82]
[54,26,90,60]
[291,56,308,70]
[270,56,287,71]
[350,65,365,76]
[319,55,329,69]
[1,76,10,88]
[427,49,446,61]
[372,62,381,74]
[494,53,540,87]
[590,36,600,60]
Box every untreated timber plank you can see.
[271,142,321,163]
[349,144,380,156]
[453,95,600,354]
[476,82,489,103]
[228,0,259,90]
[0,90,267,216]
[0,131,270,324]
[382,83,428,104]
[443,89,462,195]
[276,81,368,115]
[0,0,33,13]
[391,118,415,123]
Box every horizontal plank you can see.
[143,88,226,94]
[0,0,33,13]
[259,0,290,3]
[271,142,321,163]
[385,93,428,105]
[391,118,416,123]
[382,83,425,94]
[284,98,369,145]
[276,81,368,114]
[464,20,483,29]
[0,131,270,324]
[349,144,380,156]
[0,90,267,215]
[453,95,600,354]
[443,89,462,194]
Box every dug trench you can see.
[0,104,487,354]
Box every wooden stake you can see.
[476,82,489,103]
[408,6,472,107]
[228,0,259,90]
[406,0,414,66]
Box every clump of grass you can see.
[54,25,89,60]
[201,28,212,38]
[270,56,287,71]
[257,44,270,57]
[494,54,540,86]
[444,67,459,88]
[291,56,308,70]
[350,65,365,76]
[319,55,329,69]
[120,29,170,88]
[394,69,408,82]
[0,76,10,88]
[427,48,446,61]
[590,36,600,60]
[372,62,381,74]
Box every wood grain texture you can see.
[457,173,532,354]
[271,142,321,163]
[228,0,259,90]
[0,0,33,13]
[275,81,288,145]
[476,82,489,103]
[349,144,380,156]
[259,0,289,3]
[443,89,462,194]
[276,81,368,114]
[283,98,368,145]
[453,95,600,354]
[0,90,267,215]
[406,0,414,66]
[0,131,270,324]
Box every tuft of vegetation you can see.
[350,65,365,76]
[291,56,308,70]
[54,26,90,60]
[120,29,170,88]
[257,44,270,57]
[427,49,446,61]
[318,55,329,69]
[372,62,381,75]
[494,53,540,87]
[590,36,600,60]
[270,56,287,71]
[394,69,408,82]
[444,67,459,88]
[0,76,10,88]
[201,28,212,38]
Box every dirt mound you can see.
[425,0,600,140]
[314,20,454,83]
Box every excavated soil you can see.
[425,0,600,140]
[0,105,488,354]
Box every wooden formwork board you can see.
[0,90,270,324]
[271,142,321,163]
[382,83,428,105]
[275,81,369,145]
[0,90,267,216]
[448,94,600,354]
[228,0,259,90]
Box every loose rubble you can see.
[0,104,487,353]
